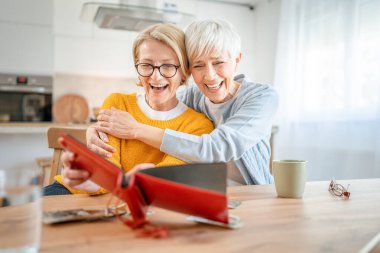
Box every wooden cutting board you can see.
[53,94,89,123]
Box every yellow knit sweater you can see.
[55,93,214,195]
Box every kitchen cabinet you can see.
[0,0,53,74]
[0,23,53,74]
[0,0,52,25]
[53,0,138,77]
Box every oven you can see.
[0,73,52,122]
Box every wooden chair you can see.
[45,126,87,186]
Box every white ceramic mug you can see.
[272,160,307,198]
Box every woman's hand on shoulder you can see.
[86,124,115,158]
[96,107,140,140]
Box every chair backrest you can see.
[45,126,87,186]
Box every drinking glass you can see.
[0,168,42,253]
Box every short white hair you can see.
[185,19,241,65]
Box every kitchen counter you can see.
[0,122,90,134]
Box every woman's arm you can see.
[95,107,164,150]
[162,86,278,163]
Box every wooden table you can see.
[41,179,380,253]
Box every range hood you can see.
[80,1,195,31]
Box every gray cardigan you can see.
[161,74,278,184]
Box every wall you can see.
[53,74,141,117]
[250,0,281,85]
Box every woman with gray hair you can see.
[92,19,278,185]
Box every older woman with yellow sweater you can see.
[43,23,214,195]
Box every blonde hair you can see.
[133,23,189,85]
[185,19,241,66]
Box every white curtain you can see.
[273,0,380,180]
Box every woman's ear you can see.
[234,52,242,71]
[179,70,186,85]
[136,77,142,87]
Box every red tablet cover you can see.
[59,133,229,226]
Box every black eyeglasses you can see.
[135,63,181,78]
[329,178,350,198]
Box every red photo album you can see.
[59,133,229,228]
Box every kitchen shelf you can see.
[0,123,89,134]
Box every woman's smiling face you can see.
[190,50,241,104]
[137,39,184,111]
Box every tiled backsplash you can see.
[53,73,143,119]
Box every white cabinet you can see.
[0,0,52,25]
[54,35,136,77]
[54,0,138,77]
[0,0,53,74]
[0,23,54,74]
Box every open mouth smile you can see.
[150,83,169,90]
[204,81,223,90]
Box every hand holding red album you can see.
[60,136,155,194]
[61,150,89,184]
[59,133,231,229]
